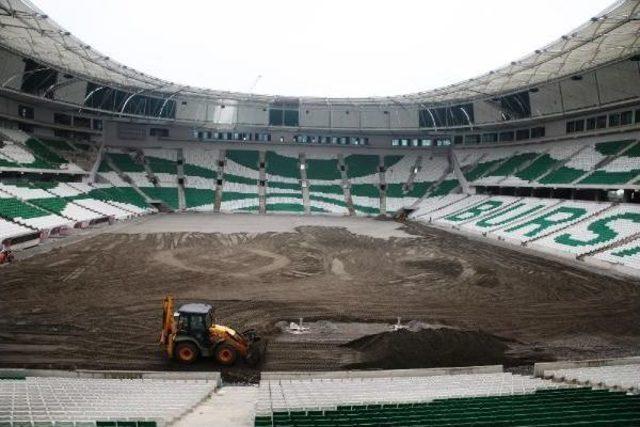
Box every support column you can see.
[176,148,186,211]
[214,150,225,213]
[299,153,311,215]
[258,151,267,214]
[338,153,355,216]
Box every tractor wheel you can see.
[174,342,199,364]
[214,344,238,366]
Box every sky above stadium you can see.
[32,0,615,98]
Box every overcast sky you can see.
[31,0,614,98]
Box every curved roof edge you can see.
[1,0,639,106]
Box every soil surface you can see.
[1,215,639,374]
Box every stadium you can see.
[0,0,640,425]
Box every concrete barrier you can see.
[534,356,640,378]
[0,368,222,386]
[261,365,503,381]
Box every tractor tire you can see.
[214,344,238,366]
[174,342,199,364]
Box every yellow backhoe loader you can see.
[160,295,265,365]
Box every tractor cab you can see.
[175,303,214,348]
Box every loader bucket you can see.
[242,329,267,366]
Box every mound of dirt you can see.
[342,328,526,369]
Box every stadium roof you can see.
[1,0,639,106]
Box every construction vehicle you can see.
[160,295,265,366]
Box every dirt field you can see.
[1,213,639,375]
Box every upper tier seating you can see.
[255,372,562,415]
[183,148,218,179]
[344,154,380,181]
[221,150,260,212]
[106,151,146,173]
[540,140,633,185]
[0,141,49,170]
[143,148,178,175]
[543,363,640,393]
[255,387,640,427]
[411,156,449,193]
[0,189,71,231]
[418,195,489,222]
[474,151,540,186]
[459,147,514,182]
[428,174,460,196]
[580,141,640,185]
[508,140,584,185]
[493,200,612,244]
[0,377,216,425]
[0,128,83,172]
[40,138,76,152]
[532,204,640,257]
[410,194,468,220]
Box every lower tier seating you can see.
[308,183,348,215]
[266,181,304,213]
[493,201,611,244]
[417,195,489,222]
[460,198,562,234]
[255,387,640,427]
[0,191,71,231]
[435,196,519,227]
[0,217,35,243]
[139,187,180,210]
[410,194,468,220]
[184,188,215,211]
[591,238,640,270]
[532,204,640,257]
[255,372,563,417]
[221,178,259,213]
[0,377,216,425]
[350,183,380,216]
[30,197,105,222]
